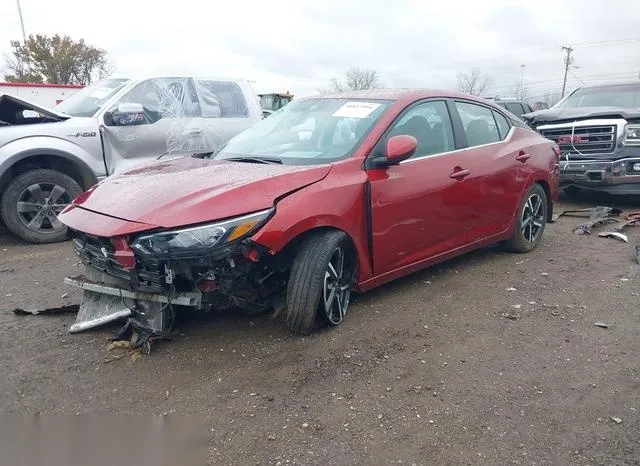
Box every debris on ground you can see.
[104,340,143,363]
[593,322,611,329]
[11,304,79,316]
[573,207,623,235]
[502,312,518,320]
[610,416,623,424]
[598,231,628,242]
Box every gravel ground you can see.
[1,192,639,465]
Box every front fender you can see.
[250,160,374,283]
[0,135,102,186]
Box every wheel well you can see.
[274,226,359,273]
[535,180,553,222]
[0,155,96,193]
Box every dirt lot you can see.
[1,193,639,465]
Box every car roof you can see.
[308,88,495,103]
[576,81,640,90]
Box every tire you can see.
[283,231,355,335]
[0,169,82,244]
[504,183,548,253]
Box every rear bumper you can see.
[559,157,640,193]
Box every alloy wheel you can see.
[323,247,351,325]
[16,182,72,234]
[521,193,544,243]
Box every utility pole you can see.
[520,64,526,100]
[15,0,27,43]
[561,46,574,98]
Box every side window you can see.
[114,78,201,118]
[506,102,525,117]
[195,80,249,118]
[455,101,500,147]
[492,110,511,140]
[387,100,455,159]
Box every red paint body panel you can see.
[66,156,332,229]
[59,205,154,237]
[60,89,560,295]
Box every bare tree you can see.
[3,34,110,85]
[456,68,492,96]
[329,66,383,93]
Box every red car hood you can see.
[69,156,331,229]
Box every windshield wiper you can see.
[223,156,282,165]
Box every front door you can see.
[367,99,476,276]
[100,77,213,175]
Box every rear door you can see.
[193,79,259,149]
[367,99,476,275]
[451,100,534,240]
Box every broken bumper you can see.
[560,157,640,194]
[64,269,202,333]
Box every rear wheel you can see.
[0,169,82,244]
[283,231,355,335]
[504,184,548,253]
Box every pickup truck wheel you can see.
[283,231,355,335]
[504,183,548,253]
[0,169,82,244]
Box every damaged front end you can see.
[65,208,289,351]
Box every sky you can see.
[1,0,639,102]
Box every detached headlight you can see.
[131,209,272,258]
[625,125,640,146]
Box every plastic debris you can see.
[598,231,628,242]
[593,322,611,328]
[610,416,622,424]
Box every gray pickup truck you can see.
[523,82,640,196]
[0,76,262,243]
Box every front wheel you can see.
[504,184,548,253]
[0,169,82,244]
[283,231,355,335]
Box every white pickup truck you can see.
[0,76,262,243]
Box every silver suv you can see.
[0,76,262,243]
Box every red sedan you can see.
[59,89,559,346]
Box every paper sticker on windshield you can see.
[332,102,381,118]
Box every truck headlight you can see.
[130,209,272,258]
[625,125,640,146]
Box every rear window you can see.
[558,84,640,108]
[195,80,249,118]
[505,102,525,117]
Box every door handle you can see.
[449,168,470,181]
[516,151,531,162]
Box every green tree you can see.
[4,34,111,85]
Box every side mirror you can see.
[103,102,146,126]
[385,134,417,164]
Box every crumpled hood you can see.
[523,106,640,125]
[69,156,332,229]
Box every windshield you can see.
[556,84,640,109]
[54,78,130,117]
[215,98,391,165]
